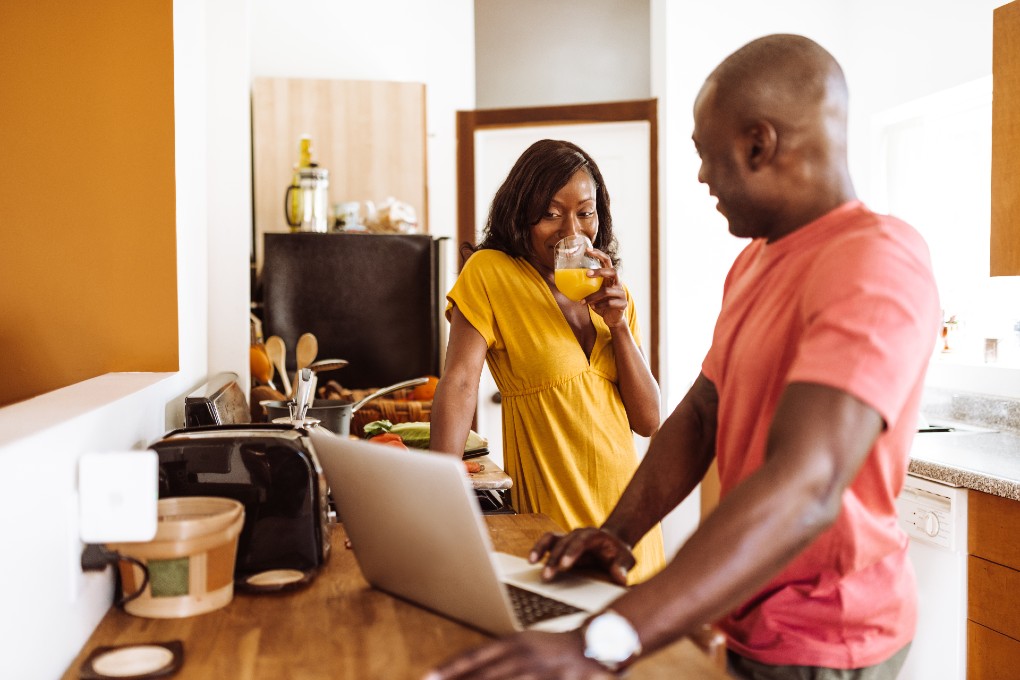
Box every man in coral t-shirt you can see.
[427,34,940,680]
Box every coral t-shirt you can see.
[702,201,941,668]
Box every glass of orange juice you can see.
[554,235,603,302]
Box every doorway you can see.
[455,100,659,468]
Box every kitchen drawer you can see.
[968,620,1020,680]
[969,490,1020,568]
[969,555,1020,641]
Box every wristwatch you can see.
[582,609,643,672]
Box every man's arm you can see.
[610,381,883,657]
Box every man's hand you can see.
[423,630,615,680]
[529,528,635,586]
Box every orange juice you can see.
[555,268,603,302]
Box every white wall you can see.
[473,0,650,108]
[249,0,476,245]
[0,0,252,677]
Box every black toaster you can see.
[151,424,332,591]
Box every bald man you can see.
[426,35,940,680]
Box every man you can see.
[426,34,940,680]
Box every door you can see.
[456,101,659,468]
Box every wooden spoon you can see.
[296,333,319,372]
[265,335,291,398]
[249,343,276,390]
[309,358,348,374]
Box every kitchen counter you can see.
[909,428,1020,500]
[61,514,727,679]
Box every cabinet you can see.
[967,490,1020,678]
[991,0,1020,276]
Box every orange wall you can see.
[0,0,178,407]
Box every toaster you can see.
[151,424,332,591]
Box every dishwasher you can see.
[896,473,969,680]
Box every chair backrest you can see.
[260,232,442,389]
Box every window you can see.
[872,76,1020,367]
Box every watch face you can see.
[584,610,642,669]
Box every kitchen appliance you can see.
[184,373,251,427]
[896,473,968,679]
[260,232,443,389]
[150,424,331,591]
[284,166,330,233]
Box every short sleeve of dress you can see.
[445,250,500,348]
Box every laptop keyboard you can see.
[505,583,583,626]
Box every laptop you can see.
[308,429,627,635]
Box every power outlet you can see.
[78,450,159,543]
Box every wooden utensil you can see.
[265,335,292,398]
[249,343,276,390]
[309,358,348,374]
[296,333,318,371]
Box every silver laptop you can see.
[308,429,626,635]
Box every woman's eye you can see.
[543,211,560,219]
[579,211,595,219]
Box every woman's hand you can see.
[581,247,628,328]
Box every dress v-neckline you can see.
[524,259,598,362]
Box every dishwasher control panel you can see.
[896,474,968,552]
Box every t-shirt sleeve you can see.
[446,251,498,348]
[787,229,940,427]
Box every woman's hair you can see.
[464,139,620,267]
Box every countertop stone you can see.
[909,429,1020,500]
[909,388,1020,500]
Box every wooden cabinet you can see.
[991,0,1020,276]
[967,490,1020,678]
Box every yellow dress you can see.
[447,249,665,583]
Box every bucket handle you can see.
[351,377,429,413]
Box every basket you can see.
[329,385,432,438]
[107,497,245,619]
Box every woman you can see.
[430,139,664,582]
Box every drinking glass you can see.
[553,235,603,302]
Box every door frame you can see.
[455,99,660,379]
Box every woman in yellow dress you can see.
[430,139,664,582]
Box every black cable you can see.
[80,544,151,607]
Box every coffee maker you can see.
[284,134,329,233]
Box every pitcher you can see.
[285,166,330,233]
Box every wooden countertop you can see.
[62,514,726,679]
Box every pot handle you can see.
[351,377,429,413]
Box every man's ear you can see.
[745,121,778,170]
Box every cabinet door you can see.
[991,0,1020,276]
[968,621,1020,680]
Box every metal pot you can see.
[262,377,427,436]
